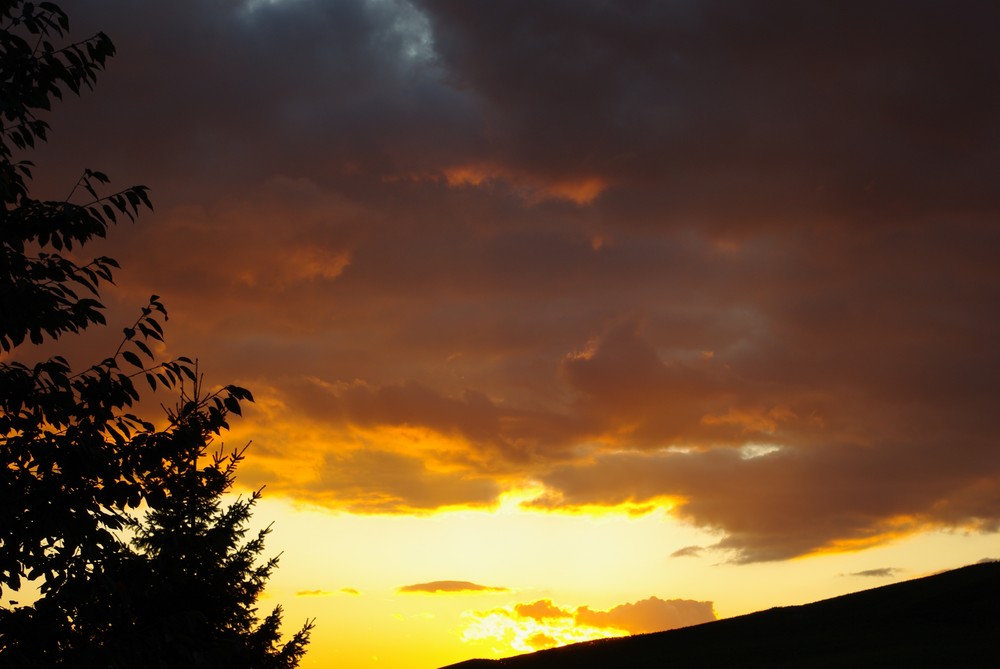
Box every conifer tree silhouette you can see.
[66,382,314,668]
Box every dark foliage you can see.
[0,1,311,665]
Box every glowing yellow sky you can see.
[237,489,998,669]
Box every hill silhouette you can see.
[441,561,1000,668]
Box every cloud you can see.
[670,545,704,559]
[288,377,584,465]
[341,588,361,596]
[514,600,572,621]
[291,447,503,514]
[463,595,715,653]
[34,0,1000,563]
[574,597,716,635]
[418,0,1000,220]
[525,632,558,651]
[398,580,508,594]
[528,446,939,562]
[295,589,333,597]
[846,568,900,578]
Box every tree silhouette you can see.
[43,383,313,668]
[0,2,311,665]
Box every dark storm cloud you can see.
[417,0,1000,225]
[44,0,479,199]
[32,1,1000,562]
[530,426,1000,561]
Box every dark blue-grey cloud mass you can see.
[27,0,1000,562]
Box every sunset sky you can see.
[20,1,1000,666]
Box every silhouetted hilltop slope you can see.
[441,561,1000,668]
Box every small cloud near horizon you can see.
[670,545,704,558]
[398,580,509,594]
[575,597,716,635]
[526,632,558,650]
[846,568,900,578]
[295,589,334,597]
[341,587,361,595]
[515,599,572,621]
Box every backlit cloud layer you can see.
[37,0,1000,562]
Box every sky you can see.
[18,0,1000,666]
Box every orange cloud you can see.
[443,165,492,187]
[442,163,608,204]
[462,595,715,654]
[292,448,502,514]
[539,176,606,205]
[574,597,716,635]
[525,632,558,650]
[398,580,509,594]
[295,589,333,597]
[515,600,572,621]
[700,405,796,434]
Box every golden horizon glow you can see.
[800,515,928,559]
[242,494,1000,669]
[461,606,630,654]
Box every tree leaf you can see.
[122,351,143,368]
